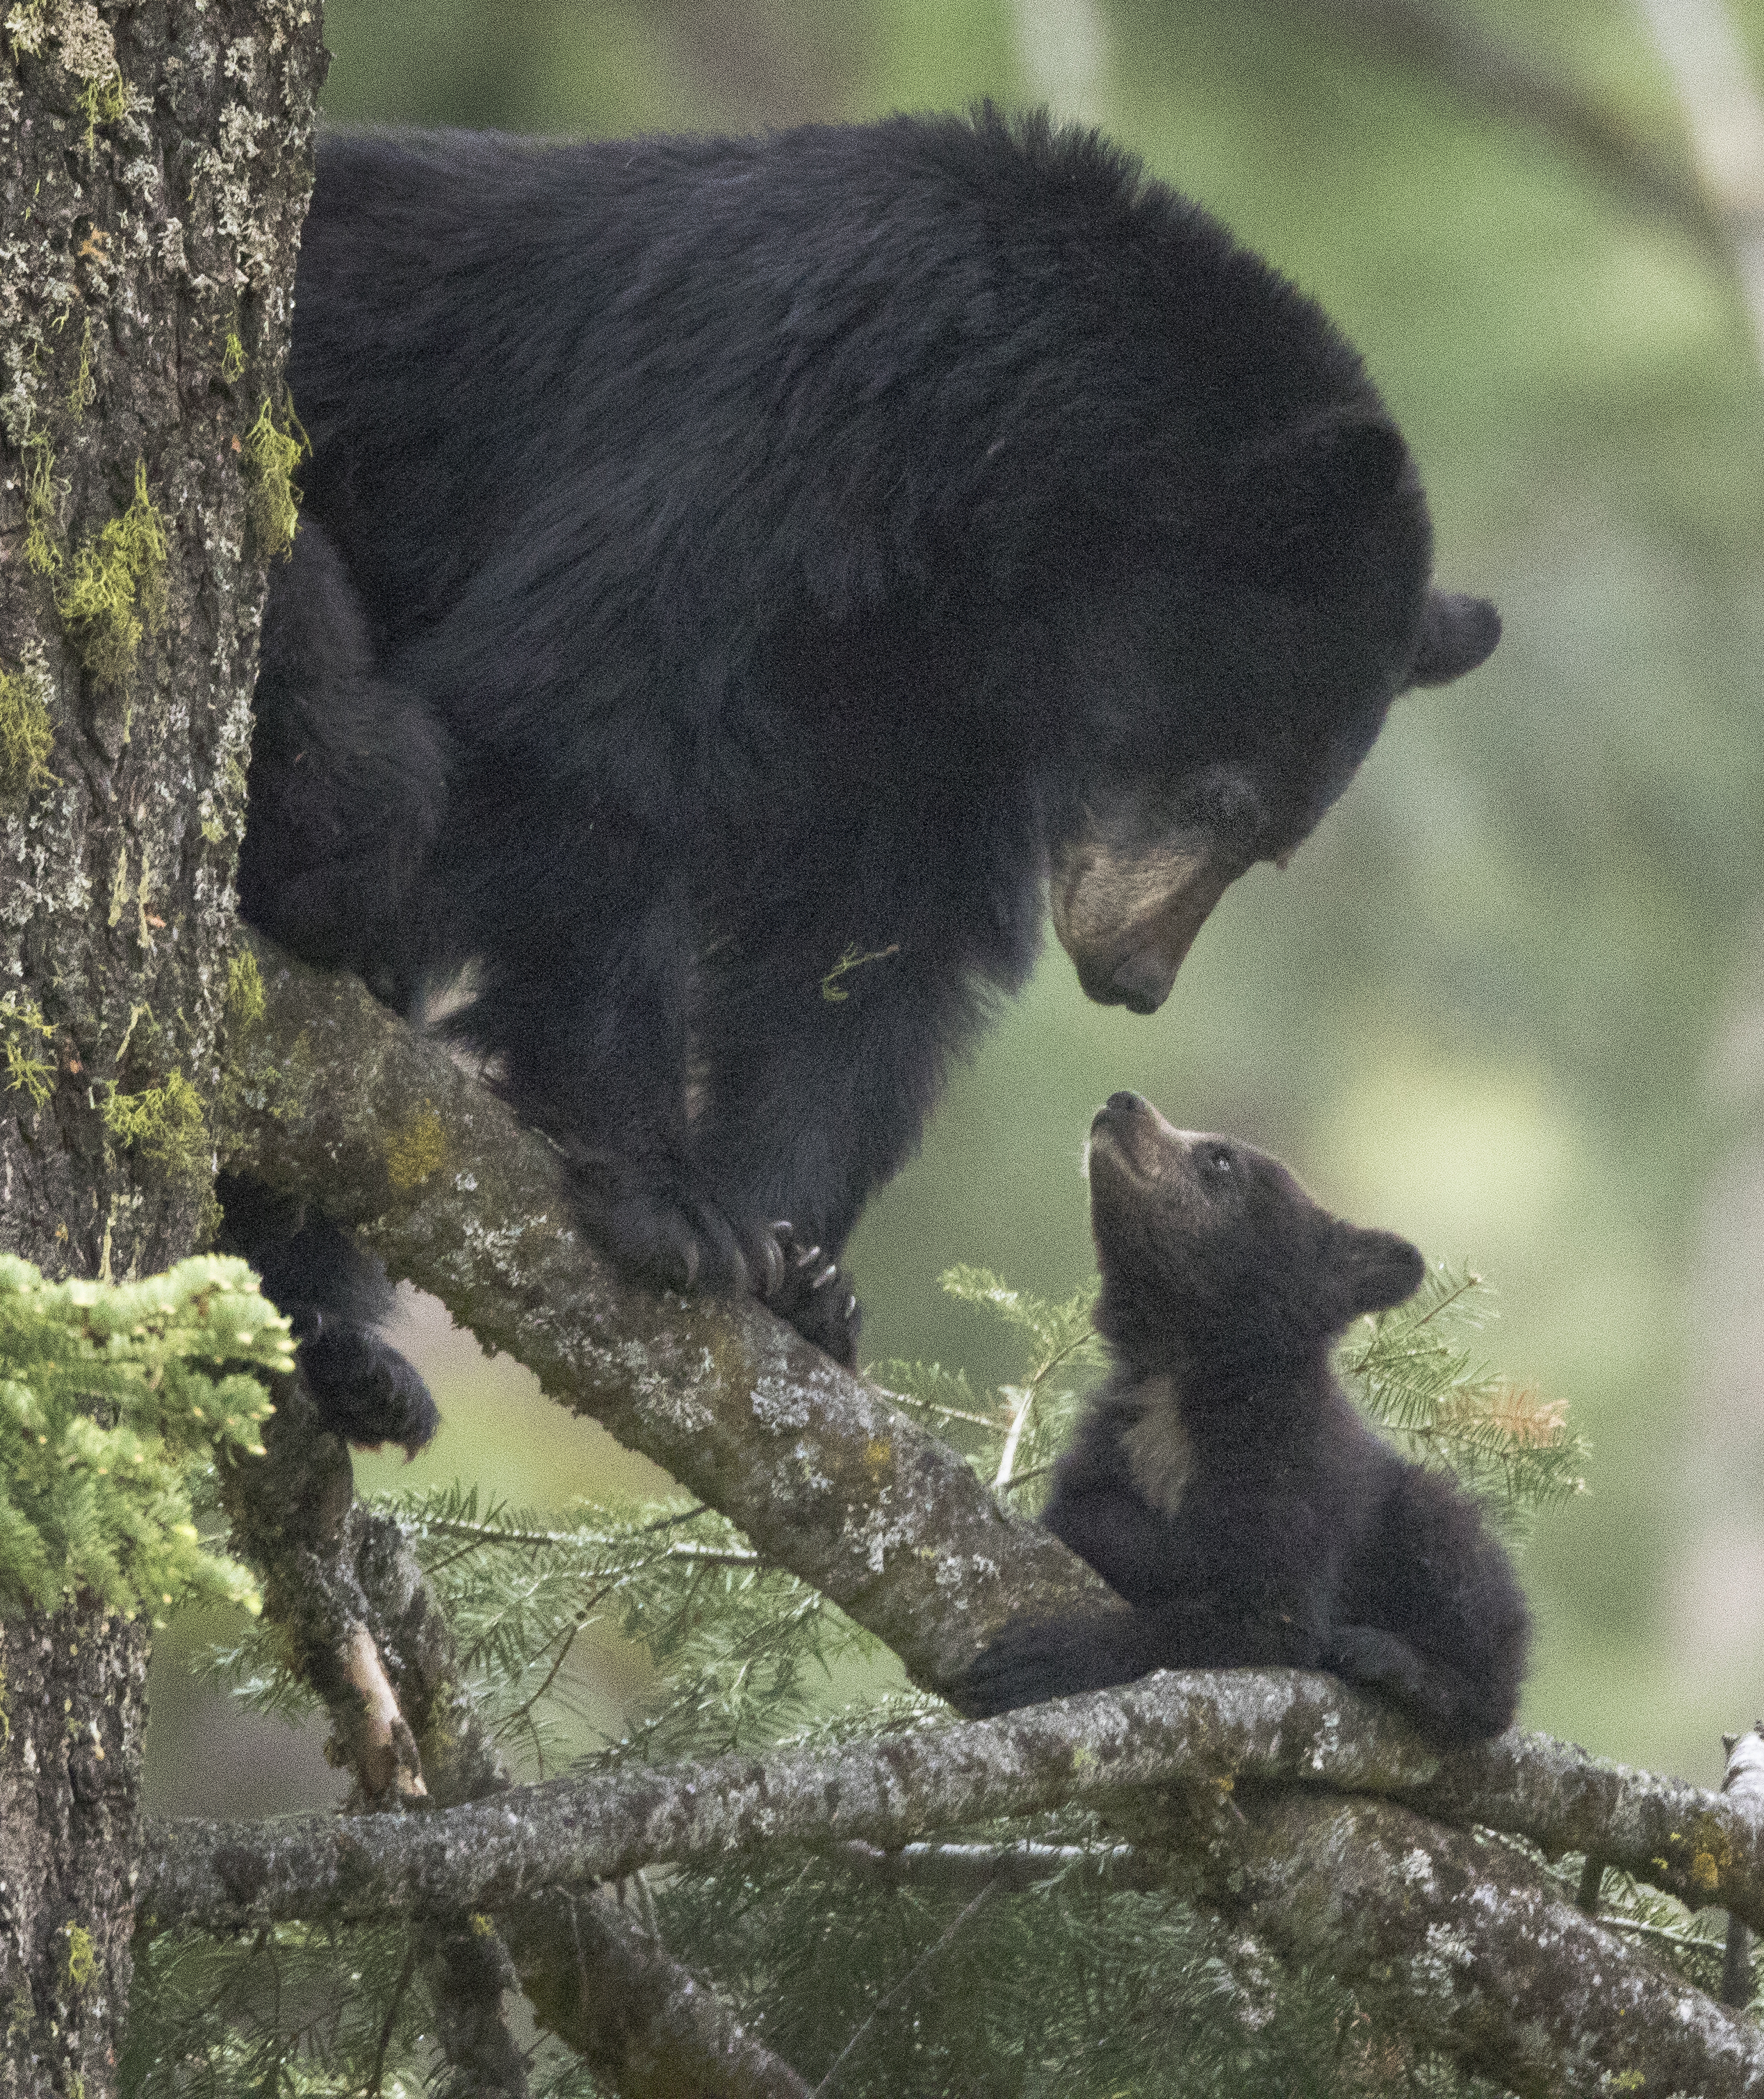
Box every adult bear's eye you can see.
[1205,1145,1233,1175]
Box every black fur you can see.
[962,1093,1530,1744]
[233,111,1501,1447]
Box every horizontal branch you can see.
[140,1665,1764,1936]
[225,936,1104,1697]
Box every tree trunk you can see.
[0,4,322,2086]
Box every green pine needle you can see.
[0,1254,288,1621]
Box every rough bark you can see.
[0,1610,148,2099]
[1193,1788,1764,2098]
[509,1892,814,2099]
[0,7,321,2090]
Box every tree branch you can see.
[222,934,1109,1697]
[509,1890,813,2099]
[141,1667,1764,1939]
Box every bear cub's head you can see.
[1087,1092,1425,1372]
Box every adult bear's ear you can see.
[1227,412,1410,586]
[1410,590,1501,687]
[1277,410,1410,516]
[1334,1223,1426,1317]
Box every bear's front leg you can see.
[687,932,952,1369]
[474,882,792,1309]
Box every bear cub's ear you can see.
[1334,1223,1426,1318]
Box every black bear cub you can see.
[964,1093,1529,1745]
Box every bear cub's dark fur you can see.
[964,1093,1529,1745]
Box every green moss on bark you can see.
[0,669,56,805]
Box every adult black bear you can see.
[962,1093,1529,1745]
[231,110,1501,1450]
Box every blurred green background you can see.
[147,0,1764,1808]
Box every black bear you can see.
[962,1093,1529,1745]
[230,108,1501,1449]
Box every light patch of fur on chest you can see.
[1119,1373,1193,1517]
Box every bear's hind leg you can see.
[1336,1464,1530,1744]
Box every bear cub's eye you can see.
[1204,1145,1234,1176]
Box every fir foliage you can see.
[874,1264,1106,1510]
[0,1255,287,1620]
[1337,1264,1590,1537]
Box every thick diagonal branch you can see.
[222,935,1109,1697]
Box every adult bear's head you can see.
[1049,410,1499,1013]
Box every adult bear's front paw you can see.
[761,1223,862,1367]
[573,1157,775,1300]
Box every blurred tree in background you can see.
[147,0,1764,1815]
